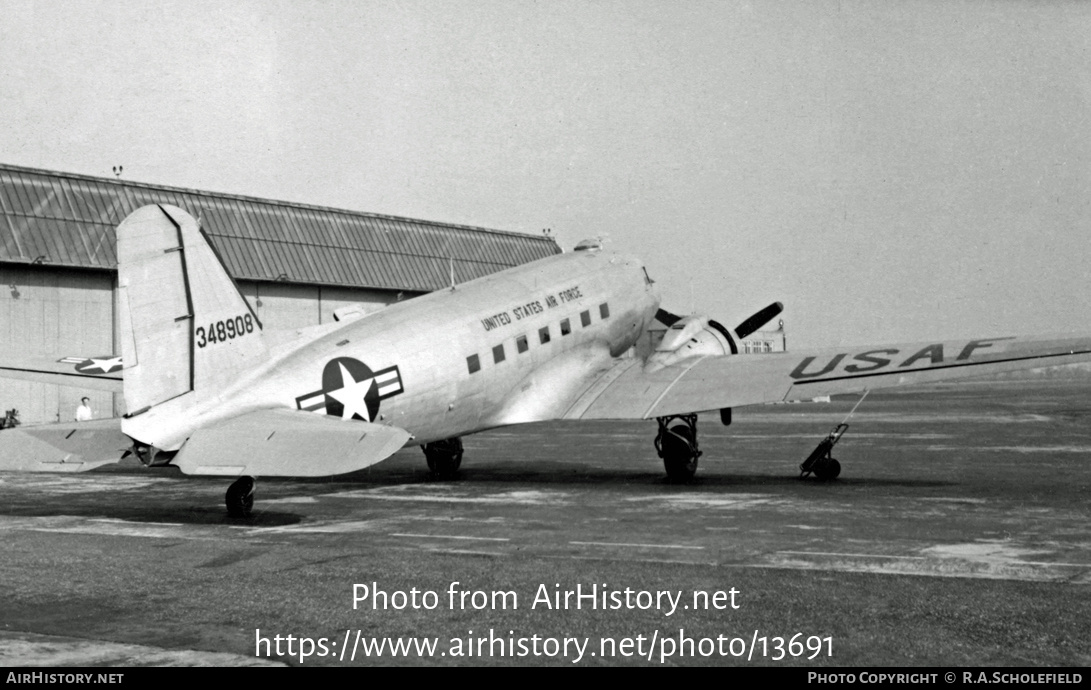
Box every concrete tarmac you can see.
[1,379,1089,666]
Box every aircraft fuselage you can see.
[127,248,661,451]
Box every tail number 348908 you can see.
[196,314,254,348]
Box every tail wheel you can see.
[226,476,255,518]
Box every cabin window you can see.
[539,326,551,344]
[467,354,480,374]
[516,335,529,353]
[600,303,610,319]
[560,318,571,336]
[493,344,506,363]
[580,310,591,327]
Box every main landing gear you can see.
[226,476,256,517]
[655,414,702,482]
[422,437,463,478]
[799,423,847,481]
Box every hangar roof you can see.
[0,164,560,291]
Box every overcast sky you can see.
[2,0,1088,348]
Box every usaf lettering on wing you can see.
[790,337,1016,381]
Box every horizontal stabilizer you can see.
[0,419,129,472]
[171,409,411,477]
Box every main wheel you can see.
[427,451,462,477]
[226,476,255,517]
[661,424,699,482]
[423,439,463,478]
[813,458,841,481]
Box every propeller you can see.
[733,301,783,340]
[656,302,783,341]
[655,308,683,327]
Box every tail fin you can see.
[117,205,267,414]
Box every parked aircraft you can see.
[3,204,1091,516]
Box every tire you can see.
[424,445,462,478]
[423,439,463,478]
[662,424,698,482]
[814,458,841,481]
[226,476,255,518]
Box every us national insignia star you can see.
[70,356,124,375]
[294,357,404,421]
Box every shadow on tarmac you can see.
[0,492,304,527]
[313,463,956,491]
[0,452,956,525]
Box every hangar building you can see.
[0,164,560,424]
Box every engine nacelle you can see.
[647,315,734,370]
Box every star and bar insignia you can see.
[295,357,404,422]
[59,356,124,375]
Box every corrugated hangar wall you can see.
[0,164,561,424]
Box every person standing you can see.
[75,397,92,421]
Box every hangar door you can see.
[0,266,117,424]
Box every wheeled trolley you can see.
[799,422,848,480]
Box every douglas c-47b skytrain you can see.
[3,204,1091,516]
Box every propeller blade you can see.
[734,302,783,340]
[655,308,683,327]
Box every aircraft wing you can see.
[0,418,130,472]
[557,334,1091,420]
[171,409,412,477]
[0,354,123,393]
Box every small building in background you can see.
[741,319,787,354]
